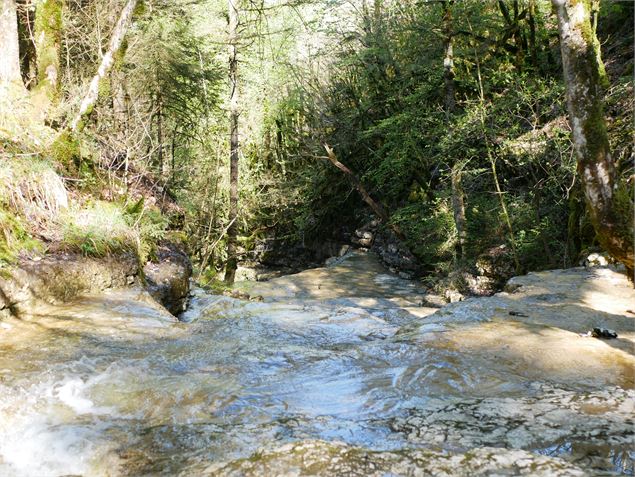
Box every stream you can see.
[0,252,633,476]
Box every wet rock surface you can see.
[352,220,422,276]
[143,241,192,315]
[203,440,593,476]
[0,254,633,476]
[392,385,634,450]
[0,252,138,314]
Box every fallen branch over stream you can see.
[323,144,405,240]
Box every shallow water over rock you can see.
[0,253,633,476]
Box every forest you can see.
[0,0,634,475]
[0,0,632,289]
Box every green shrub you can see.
[391,200,455,271]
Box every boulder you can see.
[433,269,495,302]
[475,245,516,288]
[144,242,192,315]
[353,230,374,247]
[582,252,609,268]
[235,265,259,281]
[371,230,421,276]
[444,289,465,303]
[0,252,139,314]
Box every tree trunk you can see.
[17,1,37,87]
[442,0,455,120]
[69,0,137,132]
[112,69,129,151]
[34,0,62,101]
[451,163,467,260]
[443,0,466,261]
[567,184,584,267]
[157,97,165,177]
[224,0,240,284]
[512,0,523,69]
[527,0,538,68]
[0,0,22,84]
[552,0,634,277]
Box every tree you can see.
[442,0,455,120]
[552,0,634,277]
[70,0,138,131]
[441,0,467,260]
[224,0,240,284]
[0,0,22,85]
[34,0,63,102]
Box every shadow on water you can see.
[536,441,635,476]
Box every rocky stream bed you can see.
[0,251,633,476]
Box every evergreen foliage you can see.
[0,0,632,286]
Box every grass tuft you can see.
[60,201,136,257]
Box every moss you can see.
[133,0,147,18]
[609,181,635,242]
[200,276,231,294]
[165,230,189,248]
[581,100,610,162]
[576,0,609,89]
[49,131,81,170]
[0,210,43,265]
[113,37,129,70]
[34,0,63,101]
[98,77,112,101]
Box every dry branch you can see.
[324,144,404,240]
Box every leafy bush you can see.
[125,198,169,262]
[391,201,455,272]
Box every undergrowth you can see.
[0,155,168,264]
[0,210,43,265]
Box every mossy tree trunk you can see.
[442,0,455,121]
[0,0,22,85]
[34,0,62,102]
[224,0,240,284]
[442,0,467,261]
[451,163,467,260]
[552,0,634,277]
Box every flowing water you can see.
[0,252,633,476]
